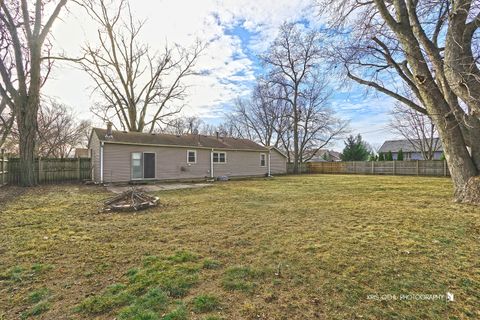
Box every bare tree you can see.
[296,73,348,161]
[262,22,324,173]
[36,101,91,157]
[0,0,68,185]
[390,103,441,160]
[75,0,204,133]
[261,23,347,170]
[320,0,480,203]
[227,83,285,147]
[161,116,204,135]
[5,100,91,157]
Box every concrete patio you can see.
[106,183,213,194]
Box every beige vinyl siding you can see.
[212,150,268,177]
[270,149,287,174]
[89,133,101,182]
[102,143,212,182]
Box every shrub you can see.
[386,151,393,161]
[397,149,404,161]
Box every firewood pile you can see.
[101,188,159,212]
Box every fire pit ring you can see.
[101,187,159,212]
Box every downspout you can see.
[268,149,271,177]
[210,148,214,178]
[100,141,104,184]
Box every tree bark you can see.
[17,101,38,186]
[370,0,480,203]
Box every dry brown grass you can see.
[0,175,479,319]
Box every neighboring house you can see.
[88,124,287,183]
[378,138,443,160]
[307,149,342,162]
[74,148,89,158]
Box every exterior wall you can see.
[102,144,212,183]
[432,151,443,160]
[212,150,268,177]
[97,143,276,183]
[89,133,101,182]
[270,149,287,174]
[392,151,443,160]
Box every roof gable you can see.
[92,128,268,152]
[378,138,443,153]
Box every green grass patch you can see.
[192,294,221,313]
[0,263,52,284]
[77,252,209,318]
[202,259,222,270]
[28,288,50,304]
[162,304,187,320]
[21,302,50,319]
[222,266,265,293]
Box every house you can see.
[378,138,443,160]
[74,148,89,158]
[88,124,287,183]
[307,149,342,162]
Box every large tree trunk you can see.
[292,95,299,174]
[369,0,480,204]
[16,97,39,186]
[16,39,42,187]
[433,113,478,201]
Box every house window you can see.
[132,152,143,179]
[187,150,196,163]
[213,152,226,163]
[260,153,266,167]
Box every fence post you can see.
[371,161,374,174]
[416,160,419,176]
[38,157,42,183]
[443,160,447,177]
[77,157,81,181]
[393,160,396,175]
[1,148,4,186]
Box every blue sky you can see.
[221,22,398,150]
[43,0,398,151]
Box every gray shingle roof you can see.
[92,128,268,152]
[378,138,443,153]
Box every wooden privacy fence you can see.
[6,158,92,185]
[288,160,450,177]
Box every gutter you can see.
[98,139,267,153]
[100,141,104,184]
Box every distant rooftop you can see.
[378,138,443,153]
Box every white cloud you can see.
[43,0,318,127]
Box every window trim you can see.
[260,153,266,167]
[187,150,197,164]
[213,151,227,164]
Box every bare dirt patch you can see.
[0,186,26,209]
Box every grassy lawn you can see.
[0,175,479,319]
